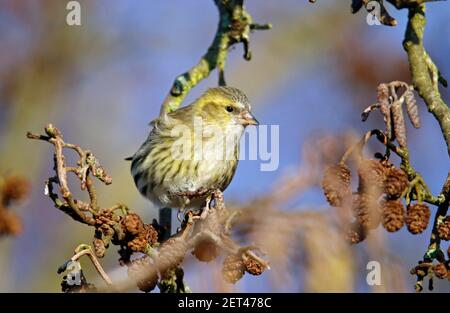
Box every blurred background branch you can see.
[0,175,29,237]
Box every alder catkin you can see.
[391,101,407,148]
[404,89,421,128]
[377,83,392,139]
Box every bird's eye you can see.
[226,105,234,113]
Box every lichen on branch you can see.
[403,3,450,155]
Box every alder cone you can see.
[433,263,448,279]
[437,216,450,241]
[405,203,430,235]
[384,168,408,199]
[322,164,351,207]
[244,258,263,276]
[381,200,405,232]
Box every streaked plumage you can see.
[130,86,258,209]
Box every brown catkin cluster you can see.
[323,159,413,243]
[222,254,245,284]
[121,213,159,252]
[122,213,144,235]
[192,239,220,262]
[406,203,431,235]
[95,211,120,237]
[128,226,159,253]
[381,200,405,232]
[437,216,450,241]
[322,164,351,207]
[93,211,158,257]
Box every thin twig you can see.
[71,244,113,286]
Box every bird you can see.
[129,86,259,211]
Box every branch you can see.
[159,0,271,115]
[424,172,450,261]
[61,244,114,286]
[26,124,112,225]
[403,4,450,155]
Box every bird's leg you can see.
[176,188,222,220]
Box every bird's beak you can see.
[240,111,259,126]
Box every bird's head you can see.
[194,86,259,129]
